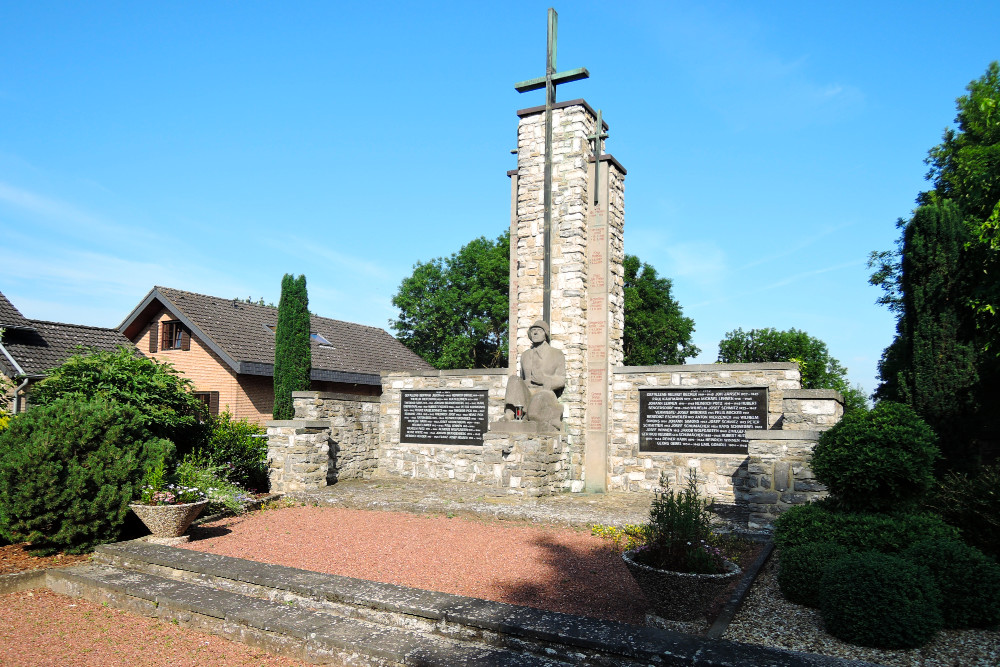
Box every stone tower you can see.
[507,99,626,492]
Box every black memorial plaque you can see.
[400,390,488,446]
[639,387,767,454]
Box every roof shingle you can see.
[125,287,433,381]
[1,320,132,378]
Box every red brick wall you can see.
[134,308,380,424]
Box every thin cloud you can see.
[691,259,862,307]
[0,181,104,227]
[739,220,857,270]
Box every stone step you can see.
[74,540,868,667]
[47,563,572,667]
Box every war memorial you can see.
[266,10,844,529]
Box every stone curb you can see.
[0,568,48,595]
[89,541,877,667]
[706,540,776,640]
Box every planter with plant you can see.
[129,462,208,540]
[617,470,742,621]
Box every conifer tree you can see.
[878,201,979,466]
[272,274,311,420]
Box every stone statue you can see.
[504,320,565,431]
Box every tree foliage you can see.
[391,233,699,370]
[623,255,699,365]
[0,396,175,554]
[391,232,510,369]
[870,62,1000,465]
[717,327,866,412]
[874,202,979,461]
[273,274,311,420]
[30,345,207,454]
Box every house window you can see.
[161,321,189,350]
[193,391,219,416]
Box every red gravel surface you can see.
[0,588,310,667]
[183,505,648,625]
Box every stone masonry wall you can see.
[514,101,626,490]
[609,363,799,499]
[377,370,508,482]
[266,421,331,493]
[292,391,380,482]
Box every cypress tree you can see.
[272,274,311,420]
[888,201,979,467]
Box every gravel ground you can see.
[0,588,310,667]
[725,555,1000,667]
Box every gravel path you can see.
[184,504,649,625]
[725,555,1000,667]
[0,588,310,667]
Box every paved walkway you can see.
[286,476,755,531]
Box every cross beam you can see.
[514,7,589,325]
[587,109,608,204]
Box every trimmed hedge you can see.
[777,542,851,608]
[903,539,1000,629]
[0,396,174,554]
[821,552,942,649]
[773,503,957,553]
[811,401,938,513]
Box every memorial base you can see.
[483,432,567,496]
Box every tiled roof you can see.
[122,286,433,382]
[0,320,133,378]
[0,291,35,331]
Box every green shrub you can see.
[774,503,957,552]
[29,346,208,457]
[811,401,939,513]
[174,454,253,516]
[821,552,942,649]
[199,411,268,492]
[634,470,724,574]
[0,396,174,554]
[778,542,851,608]
[927,464,1000,560]
[903,538,1000,629]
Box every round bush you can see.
[820,552,942,649]
[903,538,1000,629]
[0,396,174,554]
[773,503,957,552]
[811,402,939,513]
[778,542,851,607]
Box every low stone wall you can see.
[781,389,845,430]
[266,420,331,493]
[744,431,828,527]
[292,391,380,482]
[377,369,507,478]
[607,363,800,497]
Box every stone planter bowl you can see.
[129,500,209,538]
[622,548,742,621]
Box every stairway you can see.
[43,541,862,666]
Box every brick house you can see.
[118,286,433,424]
[0,291,133,413]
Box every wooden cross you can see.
[588,109,608,204]
[514,7,589,325]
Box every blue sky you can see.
[2,1,998,396]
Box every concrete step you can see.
[59,540,871,667]
[47,563,572,667]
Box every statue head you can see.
[528,319,550,344]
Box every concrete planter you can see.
[622,548,741,621]
[129,500,208,538]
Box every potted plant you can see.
[129,462,209,541]
[620,470,742,621]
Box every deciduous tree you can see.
[623,255,699,365]
[717,327,867,413]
